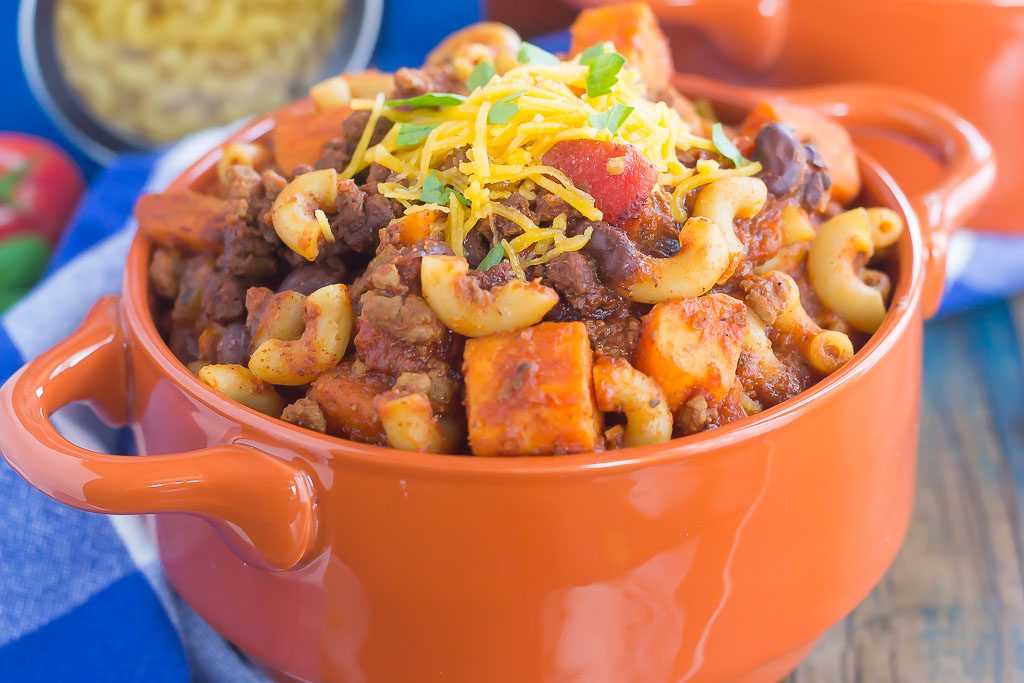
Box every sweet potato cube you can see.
[635,294,747,410]
[463,321,601,456]
[381,209,445,247]
[135,190,226,252]
[741,99,861,204]
[309,362,392,445]
[569,2,673,91]
[274,107,351,175]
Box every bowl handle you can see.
[0,296,317,571]
[783,84,996,316]
[672,75,996,317]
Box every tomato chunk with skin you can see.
[542,140,657,224]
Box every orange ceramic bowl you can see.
[565,0,1017,233]
[0,78,993,682]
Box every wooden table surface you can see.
[787,295,1024,682]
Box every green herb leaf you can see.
[589,103,634,135]
[466,60,497,91]
[448,188,471,207]
[578,43,606,66]
[386,92,467,108]
[487,90,528,125]
[420,171,470,207]
[586,52,626,98]
[420,172,446,204]
[477,243,506,271]
[517,42,560,66]
[396,123,439,147]
[711,122,748,167]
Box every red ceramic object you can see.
[0,78,993,682]
[564,0,1016,232]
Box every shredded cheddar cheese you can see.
[345,49,759,274]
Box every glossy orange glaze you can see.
[568,0,1012,232]
[0,79,993,681]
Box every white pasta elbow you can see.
[693,175,768,283]
[420,255,558,337]
[624,216,733,304]
[271,169,340,261]
[198,364,284,417]
[248,284,353,386]
[375,392,463,453]
[593,357,672,447]
[807,208,887,333]
[309,76,352,111]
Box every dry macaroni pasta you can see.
[55,0,346,142]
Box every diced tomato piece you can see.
[542,140,657,224]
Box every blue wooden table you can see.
[789,295,1024,681]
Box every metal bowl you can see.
[19,0,383,163]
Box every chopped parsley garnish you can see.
[477,243,506,271]
[578,43,607,66]
[589,103,634,135]
[396,123,439,147]
[386,92,467,108]
[421,172,470,206]
[586,51,626,98]
[487,90,528,125]
[467,60,497,91]
[711,122,749,167]
[517,42,560,66]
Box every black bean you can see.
[278,264,343,295]
[800,143,833,212]
[752,123,806,197]
[216,322,251,365]
[582,222,643,285]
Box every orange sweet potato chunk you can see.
[381,209,445,247]
[741,99,861,204]
[635,294,747,410]
[309,362,392,445]
[569,2,673,91]
[135,190,226,252]
[463,321,601,456]
[274,107,351,174]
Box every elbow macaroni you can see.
[272,169,341,262]
[807,208,903,333]
[745,271,854,375]
[374,391,463,453]
[420,255,558,337]
[593,357,672,447]
[198,364,284,417]
[692,176,768,283]
[621,216,736,303]
[248,285,353,386]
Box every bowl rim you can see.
[121,93,925,476]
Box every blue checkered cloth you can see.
[2,122,1022,683]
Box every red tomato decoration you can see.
[542,139,657,224]
[0,133,85,246]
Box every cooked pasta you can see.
[138,3,904,456]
